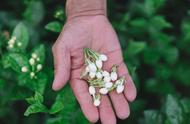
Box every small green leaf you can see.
[26,92,44,104]
[164,95,185,124]
[24,103,48,116]
[49,100,64,114]
[127,41,147,55]
[11,22,29,51]
[45,21,62,33]
[180,98,190,114]
[140,110,163,124]
[23,1,44,25]
[2,53,29,73]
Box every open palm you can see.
[52,15,137,124]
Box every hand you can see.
[52,15,137,124]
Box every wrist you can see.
[66,0,107,20]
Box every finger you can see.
[103,50,131,119]
[70,79,99,123]
[109,90,130,119]
[117,62,137,102]
[52,44,71,91]
[99,95,116,124]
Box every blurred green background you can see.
[0,0,190,124]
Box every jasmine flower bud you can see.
[99,88,108,95]
[30,72,35,78]
[93,99,101,106]
[32,53,37,59]
[100,54,108,61]
[17,42,22,47]
[37,64,42,71]
[102,71,110,77]
[21,66,28,72]
[29,58,35,65]
[116,85,124,94]
[105,82,113,88]
[89,86,96,95]
[110,72,117,81]
[8,44,14,48]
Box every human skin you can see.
[52,0,137,124]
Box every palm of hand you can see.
[52,15,136,124]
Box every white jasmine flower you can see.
[99,88,108,95]
[89,86,96,95]
[110,72,117,81]
[100,54,108,61]
[116,85,124,94]
[95,59,103,69]
[21,66,28,72]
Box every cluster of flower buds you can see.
[21,53,43,79]
[81,48,126,106]
[7,36,22,48]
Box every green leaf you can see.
[49,100,64,114]
[11,22,29,51]
[24,102,48,116]
[164,95,185,124]
[164,46,179,64]
[127,41,147,56]
[23,1,44,25]
[26,92,44,104]
[45,21,63,33]
[150,16,172,30]
[2,53,29,73]
[140,110,163,124]
[180,98,190,114]
[31,44,45,63]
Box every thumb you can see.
[52,43,71,91]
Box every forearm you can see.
[66,0,107,20]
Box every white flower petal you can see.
[94,99,101,106]
[99,88,108,95]
[110,72,117,81]
[116,85,124,94]
[89,71,96,78]
[103,76,111,83]
[102,71,110,77]
[105,82,113,88]
[89,86,96,95]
